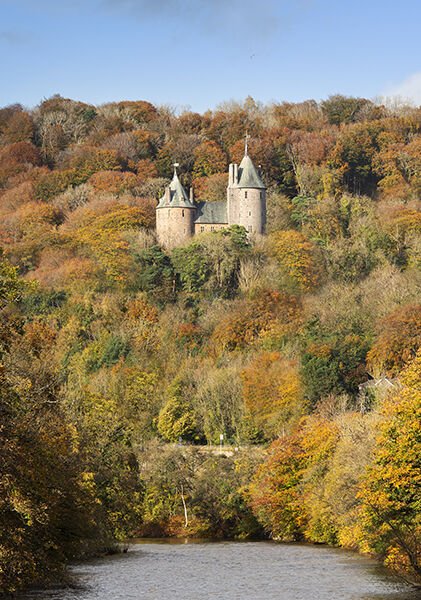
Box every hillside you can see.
[0,95,420,593]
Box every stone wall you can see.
[194,223,227,235]
[227,187,266,234]
[156,206,195,249]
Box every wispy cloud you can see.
[0,0,310,39]
[383,72,421,106]
[100,0,284,38]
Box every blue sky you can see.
[1,0,421,112]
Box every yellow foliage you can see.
[269,230,321,291]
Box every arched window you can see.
[245,191,248,199]
[182,209,185,217]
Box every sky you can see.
[1,0,421,112]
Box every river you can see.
[21,540,419,600]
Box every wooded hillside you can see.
[0,95,420,593]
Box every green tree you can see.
[172,242,211,294]
[158,378,204,443]
[321,95,371,125]
[135,245,175,304]
[301,321,370,404]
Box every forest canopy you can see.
[0,94,420,593]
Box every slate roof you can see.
[194,201,228,224]
[236,154,265,189]
[157,168,195,209]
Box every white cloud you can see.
[383,72,421,107]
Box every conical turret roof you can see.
[236,154,265,189]
[157,165,195,209]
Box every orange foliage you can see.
[20,320,57,355]
[270,230,322,291]
[229,130,291,185]
[0,181,35,214]
[63,145,121,177]
[174,322,203,353]
[14,202,62,227]
[131,130,160,157]
[242,352,303,436]
[287,129,336,165]
[89,170,139,195]
[64,201,154,282]
[126,297,159,323]
[192,141,227,178]
[211,291,301,354]
[299,414,340,466]
[177,111,204,135]
[33,168,84,201]
[0,142,41,186]
[116,100,158,123]
[249,434,307,540]
[1,110,34,144]
[192,172,227,202]
[205,106,260,151]
[380,203,421,235]
[367,304,421,376]
[28,247,96,288]
[136,159,158,181]
[0,142,40,166]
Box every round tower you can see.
[156,164,196,249]
[227,140,266,235]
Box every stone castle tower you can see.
[156,143,266,249]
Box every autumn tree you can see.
[329,122,381,195]
[192,140,227,178]
[241,353,304,439]
[158,378,204,443]
[367,304,421,377]
[269,229,322,291]
[321,95,372,126]
[211,290,301,355]
[249,435,306,541]
[358,352,421,581]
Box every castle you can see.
[156,143,266,248]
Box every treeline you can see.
[0,95,420,593]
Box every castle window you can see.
[211,226,215,232]
[248,211,251,216]
[182,209,185,217]
[245,191,248,199]
[200,226,204,232]
[248,225,252,233]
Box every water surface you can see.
[22,540,419,600]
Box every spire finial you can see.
[173,162,179,176]
[245,132,250,156]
